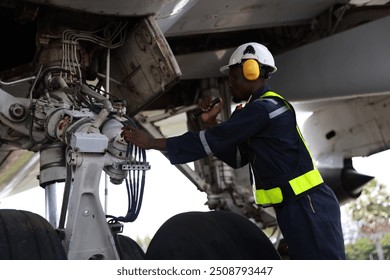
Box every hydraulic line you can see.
[107,117,149,223]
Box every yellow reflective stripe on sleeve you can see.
[253,187,283,205]
[289,169,324,195]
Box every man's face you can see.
[228,66,253,103]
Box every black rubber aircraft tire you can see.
[0,209,67,260]
[116,234,146,260]
[146,211,281,260]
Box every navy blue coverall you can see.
[165,85,346,260]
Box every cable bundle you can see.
[107,118,150,224]
[120,142,148,222]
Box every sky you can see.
[1,147,390,243]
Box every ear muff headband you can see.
[242,59,260,81]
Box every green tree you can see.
[345,237,375,260]
[381,233,390,259]
[346,179,390,259]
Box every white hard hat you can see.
[220,42,277,74]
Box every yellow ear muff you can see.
[242,59,260,80]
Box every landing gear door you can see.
[110,16,182,116]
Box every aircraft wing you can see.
[0,0,389,229]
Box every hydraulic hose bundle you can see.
[107,118,150,224]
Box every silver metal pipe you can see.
[0,76,37,87]
[45,183,59,228]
